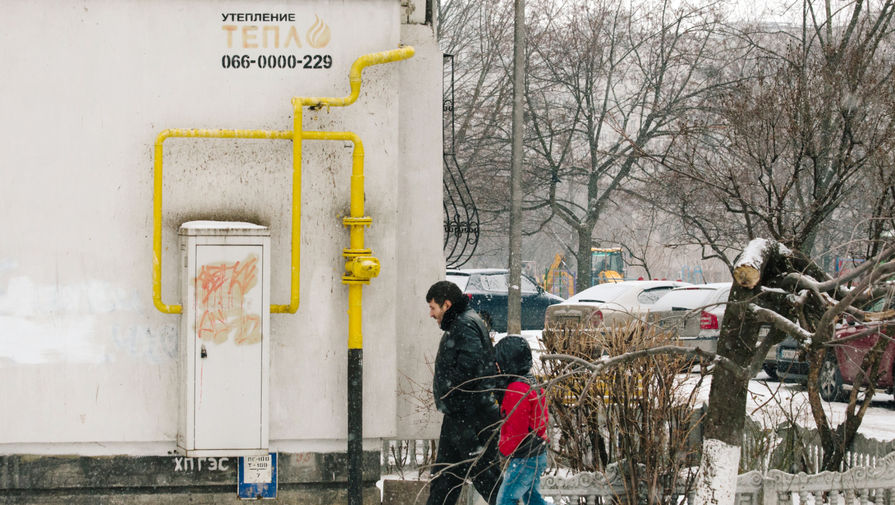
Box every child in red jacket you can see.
[494,336,549,505]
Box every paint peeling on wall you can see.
[0,275,175,365]
[0,276,141,316]
[112,324,178,364]
[0,313,104,365]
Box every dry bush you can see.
[541,321,709,505]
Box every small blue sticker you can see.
[238,453,277,499]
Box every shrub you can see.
[541,321,708,505]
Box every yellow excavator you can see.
[543,248,625,297]
[543,254,575,298]
[591,247,625,284]
[546,248,631,406]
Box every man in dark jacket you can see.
[426,280,503,505]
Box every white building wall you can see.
[0,0,442,454]
[395,23,445,441]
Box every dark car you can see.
[446,268,564,333]
[776,294,895,401]
[776,335,809,382]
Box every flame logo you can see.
[306,15,331,49]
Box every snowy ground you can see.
[744,373,895,440]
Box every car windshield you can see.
[653,288,715,310]
[520,275,538,293]
[480,274,508,292]
[446,273,470,291]
[566,283,633,303]
[638,287,677,304]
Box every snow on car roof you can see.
[565,280,688,304]
[446,268,512,291]
[446,268,508,275]
[651,282,731,309]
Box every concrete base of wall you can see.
[0,487,381,505]
[0,451,379,505]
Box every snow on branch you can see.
[749,304,813,342]
[786,244,895,296]
[732,239,770,288]
[732,238,793,289]
[832,321,895,345]
[817,259,895,331]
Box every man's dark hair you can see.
[426,280,464,306]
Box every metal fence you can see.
[739,425,895,474]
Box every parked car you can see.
[823,295,895,400]
[446,268,564,333]
[649,283,731,353]
[776,335,808,382]
[776,295,895,401]
[762,335,779,379]
[544,280,690,330]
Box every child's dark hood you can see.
[495,335,533,378]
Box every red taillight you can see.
[467,293,473,300]
[700,311,718,330]
[590,310,604,326]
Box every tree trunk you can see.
[693,283,762,505]
[575,228,593,293]
[694,239,779,505]
[506,0,525,335]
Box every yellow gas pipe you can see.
[292,46,414,505]
[152,128,294,314]
[291,45,415,349]
[301,130,377,350]
[151,46,414,317]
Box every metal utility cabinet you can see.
[177,221,271,457]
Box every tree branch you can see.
[541,345,749,381]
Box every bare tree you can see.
[439,0,514,154]
[863,156,895,257]
[656,0,895,267]
[541,322,707,505]
[518,0,736,291]
[694,238,895,505]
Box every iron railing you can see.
[442,54,479,268]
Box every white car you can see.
[649,283,731,353]
[544,280,691,329]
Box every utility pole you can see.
[507,0,525,335]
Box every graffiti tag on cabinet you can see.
[196,254,262,345]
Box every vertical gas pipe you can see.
[304,130,377,505]
[341,134,376,504]
[294,47,414,505]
